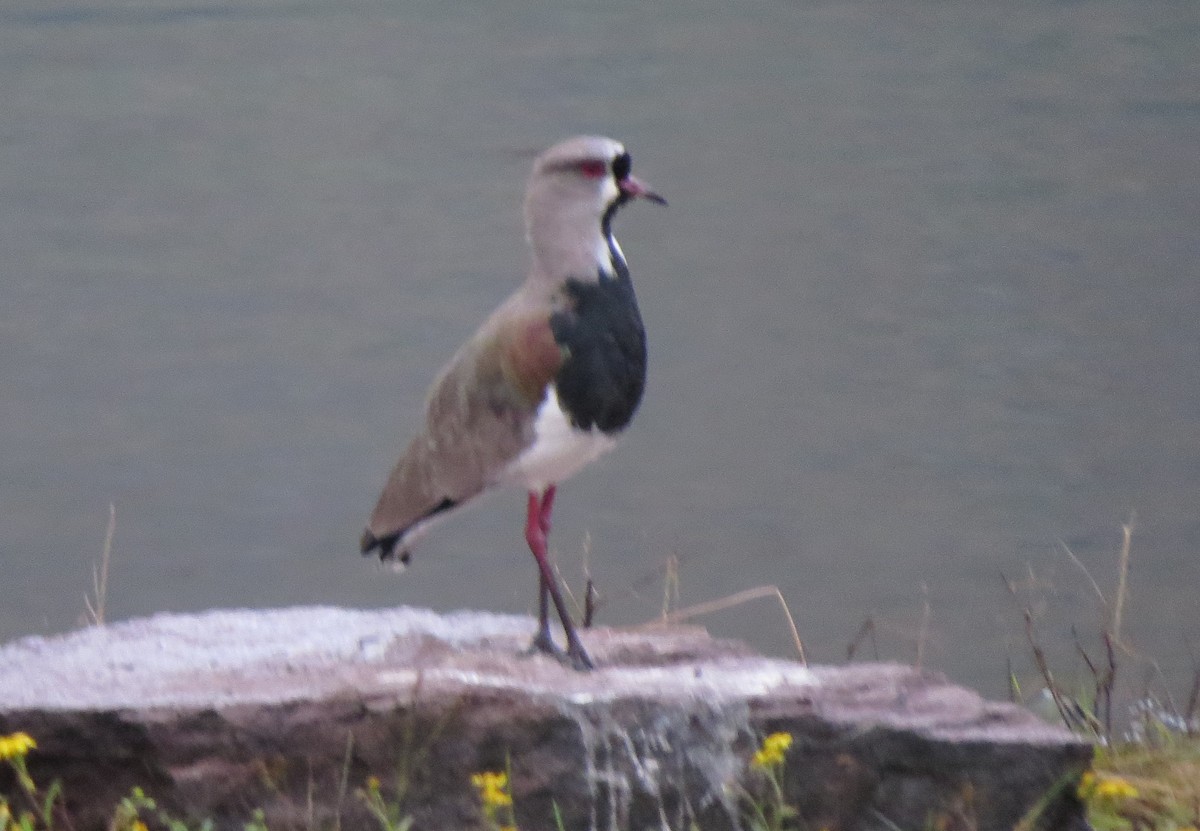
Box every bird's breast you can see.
[547,268,647,434]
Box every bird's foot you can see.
[525,629,568,662]
[565,639,595,671]
[525,630,595,671]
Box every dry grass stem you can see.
[1186,669,1200,736]
[1024,610,1075,730]
[1072,627,1117,736]
[84,502,116,626]
[660,553,680,621]
[1055,538,1106,604]
[332,731,354,831]
[1110,513,1135,648]
[915,583,931,672]
[554,532,601,627]
[643,585,807,665]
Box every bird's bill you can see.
[618,174,668,206]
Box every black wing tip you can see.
[358,527,379,555]
[358,498,456,566]
[359,528,410,566]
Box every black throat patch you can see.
[549,261,647,434]
[601,196,629,264]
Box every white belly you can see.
[504,386,618,492]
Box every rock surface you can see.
[0,606,1091,831]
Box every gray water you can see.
[3,0,1198,702]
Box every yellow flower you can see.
[763,732,792,755]
[1077,770,1138,802]
[471,771,513,808]
[131,821,149,831]
[751,732,793,769]
[0,733,36,760]
[1093,776,1137,801]
[365,775,381,792]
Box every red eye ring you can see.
[577,159,608,179]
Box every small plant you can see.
[471,769,517,831]
[351,676,463,831]
[0,732,62,831]
[356,775,412,831]
[740,732,797,831]
[109,785,215,831]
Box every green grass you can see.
[1084,736,1200,831]
[1003,515,1200,831]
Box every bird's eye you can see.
[577,159,608,179]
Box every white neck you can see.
[528,222,612,283]
[525,176,621,284]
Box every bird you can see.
[359,135,666,670]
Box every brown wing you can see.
[361,306,564,560]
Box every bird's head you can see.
[525,136,665,280]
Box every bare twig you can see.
[999,568,1049,622]
[847,617,879,662]
[1071,626,1116,739]
[1025,610,1074,730]
[583,578,598,629]
[1102,631,1117,737]
[579,532,597,628]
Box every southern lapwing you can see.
[359,135,665,670]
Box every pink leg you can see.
[534,485,556,642]
[525,487,593,670]
[539,485,556,534]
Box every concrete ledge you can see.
[0,606,1091,830]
